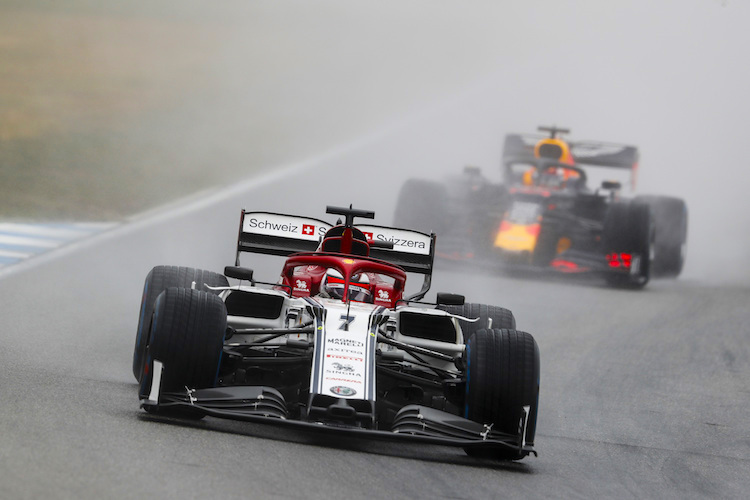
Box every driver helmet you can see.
[537,166,577,188]
[320,269,372,303]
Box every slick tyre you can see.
[635,195,688,278]
[464,328,540,460]
[438,302,516,338]
[393,178,448,234]
[603,202,653,289]
[141,287,227,395]
[133,266,229,382]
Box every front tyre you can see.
[393,178,448,234]
[141,287,227,396]
[635,195,688,278]
[438,302,516,339]
[133,266,228,382]
[464,328,540,460]
[603,202,653,289]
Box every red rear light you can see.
[499,220,513,232]
[525,223,541,236]
[607,253,632,268]
[552,260,577,270]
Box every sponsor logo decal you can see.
[570,144,627,158]
[243,214,331,239]
[377,290,390,300]
[375,234,426,249]
[331,362,355,372]
[326,347,364,355]
[326,354,364,362]
[247,218,299,234]
[330,385,357,397]
[362,231,373,240]
[327,338,364,348]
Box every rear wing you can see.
[235,210,436,275]
[502,133,639,169]
[235,211,332,263]
[354,224,435,275]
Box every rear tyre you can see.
[603,202,653,289]
[141,287,227,396]
[464,328,540,460]
[532,220,559,266]
[393,179,448,234]
[438,302,516,338]
[635,195,688,278]
[133,266,228,382]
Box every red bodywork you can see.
[278,227,408,308]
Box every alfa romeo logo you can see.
[330,386,357,397]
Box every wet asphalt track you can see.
[1,142,748,499]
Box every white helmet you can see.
[320,269,372,303]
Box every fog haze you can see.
[200,0,747,283]
[24,0,747,283]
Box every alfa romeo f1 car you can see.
[132,206,540,461]
[394,126,688,288]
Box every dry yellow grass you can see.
[0,1,512,221]
[0,3,243,220]
[0,7,221,139]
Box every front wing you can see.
[141,363,536,458]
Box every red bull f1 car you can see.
[394,127,688,288]
[132,205,540,461]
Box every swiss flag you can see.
[362,231,373,241]
[302,224,315,236]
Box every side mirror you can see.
[224,266,254,282]
[601,180,621,191]
[436,293,465,306]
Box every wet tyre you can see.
[532,220,560,266]
[133,266,228,382]
[141,287,227,396]
[464,328,540,460]
[635,195,688,278]
[393,178,448,234]
[438,302,516,338]
[603,202,653,289]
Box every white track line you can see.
[0,223,95,239]
[0,234,63,248]
[0,249,33,259]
